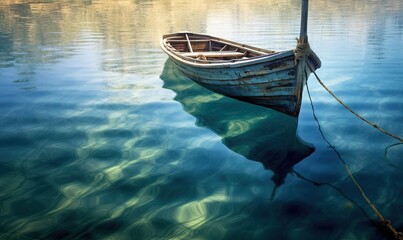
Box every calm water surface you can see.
[0,0,402,239]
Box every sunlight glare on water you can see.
[0,0,402,239]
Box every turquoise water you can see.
[0,0,402,239]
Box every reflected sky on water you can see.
[0,0,402,239]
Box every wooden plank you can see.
[167,38,270,55]
[167,39,211,43]
[185,34,193,53]
[182,51,245,58]
[219,45,227,51]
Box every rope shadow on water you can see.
[305,71,403,240]
[384,143,403,172]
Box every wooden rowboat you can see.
[160,0,321,117]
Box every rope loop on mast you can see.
[294,38,322,69]
[294,37,312,64]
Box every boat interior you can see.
[164,33,275,62]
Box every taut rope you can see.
[307,64,403,142]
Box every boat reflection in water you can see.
[160,59,315,196]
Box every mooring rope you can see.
[306,77,403,240]
[295,38,322,68]
[307,64,403,143]
[294,38,312,64]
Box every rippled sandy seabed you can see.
[0,0,402,239]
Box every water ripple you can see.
[0,0,402,239]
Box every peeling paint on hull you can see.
[161,32,319,117]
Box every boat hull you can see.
[161,32,317,117]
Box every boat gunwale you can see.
[160,32,296,69]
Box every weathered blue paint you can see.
[161,32,320,117]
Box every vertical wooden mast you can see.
[299,0,309,43]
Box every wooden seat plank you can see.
[182,51,245,58]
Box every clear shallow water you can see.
[0,0,402,239]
